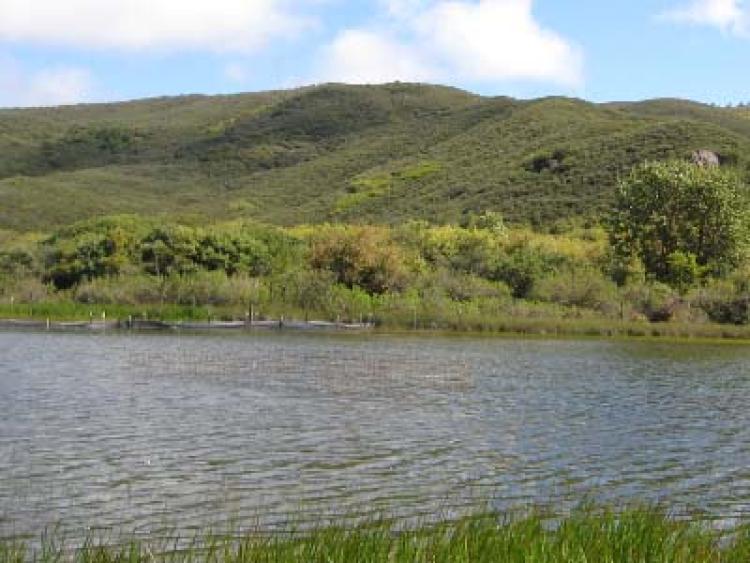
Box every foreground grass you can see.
[2,508,750,562]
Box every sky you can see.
[0,0,749,108]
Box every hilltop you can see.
[2,83,749,231]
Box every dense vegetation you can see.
[3,83,750,231]
[3,165,750,334]
[2,506,750,562]
[4,84,750,333]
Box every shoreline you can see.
[0,317,374,333]
[3,315,750,344]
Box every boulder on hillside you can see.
[691,149,720,168]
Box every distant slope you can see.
[1,84,749,231]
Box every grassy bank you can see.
[2,507,750,562]
[5,300,750,342]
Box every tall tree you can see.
[608,160,749,286]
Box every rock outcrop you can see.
[691,149,720,167]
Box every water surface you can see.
[2,330,750,537]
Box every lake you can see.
[2,330,750,539]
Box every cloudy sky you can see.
[0,0,748,107]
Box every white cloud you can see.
[0,59,95,107]
[662,0,746,34]
[318,30,437,84]
[418,0,582,85]
[0,0,309,52]
[317,0,583,88]
[380,0,430,18]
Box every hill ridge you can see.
[2,82,748,231]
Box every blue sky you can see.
[0,0,748,107]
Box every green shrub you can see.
[622,282,680,322]
[309,225,409,294]
[491,248,560,299]
[532,268,620,314]
[692,279,750,325]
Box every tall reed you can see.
[3,506,750,562]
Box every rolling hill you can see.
[1,83,749,232]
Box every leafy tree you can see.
[45,230,138,289]
[608,161,750,286]
[665,251,703,292]
[141,226,201,277]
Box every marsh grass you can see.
[0,302,251,323]
[3,507,750,562]
[5,298,750,343]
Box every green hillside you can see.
[2,83,749,231]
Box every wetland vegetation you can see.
[3,507,750,563]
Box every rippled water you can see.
[2,330,750,538]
